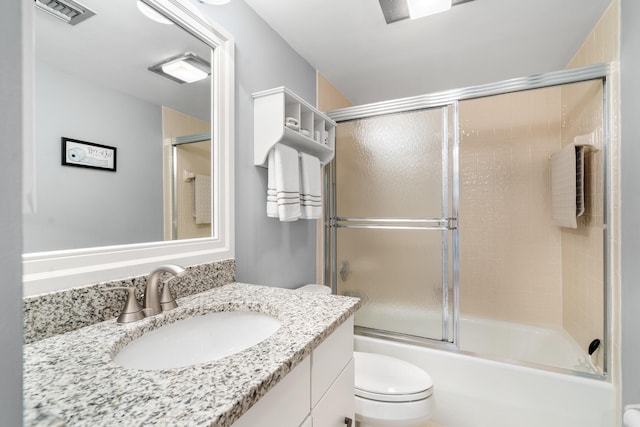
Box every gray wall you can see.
[197,2,319,288]
[23,61,164,252]
[0,0,24,424]
[621,0,640,409]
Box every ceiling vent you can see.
[34,0,96,25]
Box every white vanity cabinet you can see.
[233,316,354,427]
[253,87,336,167]
[311,315,355,426]
[311,357,355,426]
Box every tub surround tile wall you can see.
[23,283,360,426]
[459,87,565,326]
[562,0,619,377]
[560,80,605,372]
[23,259,236,344]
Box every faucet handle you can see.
[160,278,178,312]
[102,286,145,323]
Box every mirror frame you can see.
[23,0,235,296]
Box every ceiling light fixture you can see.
[197,0,231,5]
[136,1,173,25]
[378,0,473,24]
[406,0,452,19]
[148,53,211,84]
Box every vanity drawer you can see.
[312,358,355,427]
[311,316,354,406]
[233,357,310,427]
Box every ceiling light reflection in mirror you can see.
[25,0,214,253]
[407,0,451,19]
[197,0,232,5]
[137,0,173,24]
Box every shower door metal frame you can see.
[328,102,459,345]
[324,62,613,378]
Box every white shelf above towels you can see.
[253,87,336,167]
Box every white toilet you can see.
[354,351,433,427]
[297,285,435,426]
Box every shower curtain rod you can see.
[326,63,611,122]
[171,132,211,145]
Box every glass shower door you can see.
[329,106,457,343]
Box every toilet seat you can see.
[354,352,433,403]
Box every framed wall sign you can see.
[61,137,117,172]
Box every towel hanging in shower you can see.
[193,174,211,225]
[550,133,597,228]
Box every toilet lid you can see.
[354,352,433,402]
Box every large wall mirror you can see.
[23,0,234,295]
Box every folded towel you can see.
[267,153,278,218]
[194,174,211,224]
[299,153,322,219]
[267,144,301,221]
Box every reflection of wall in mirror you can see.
[162,107,211,240]
[23,61,164,252]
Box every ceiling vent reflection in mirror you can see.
[34,0,96,25]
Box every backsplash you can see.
[24,259,236,344]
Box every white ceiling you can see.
[244,0,613,105]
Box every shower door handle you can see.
[333,217,457,230]
[339,260,351,282]
[447,217,458,230]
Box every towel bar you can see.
[183,170,195,182]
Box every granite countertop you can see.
[23,283,360,426]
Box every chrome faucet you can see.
[142,264,187,317]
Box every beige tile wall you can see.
[560,80,605,371]
[161,107,211,240]
[563,0,619,383]
[317,72,353,112]
[458,88,565,326]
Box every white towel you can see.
[299,153,322,219]
[550,134,595,228]
[267,153,278,218]
[267,144,301,221]
[194,174,211,224]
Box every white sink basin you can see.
[113,311,281,370]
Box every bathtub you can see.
[459,315,600,374]
[356,304,600,374]
[354,317,616,427]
